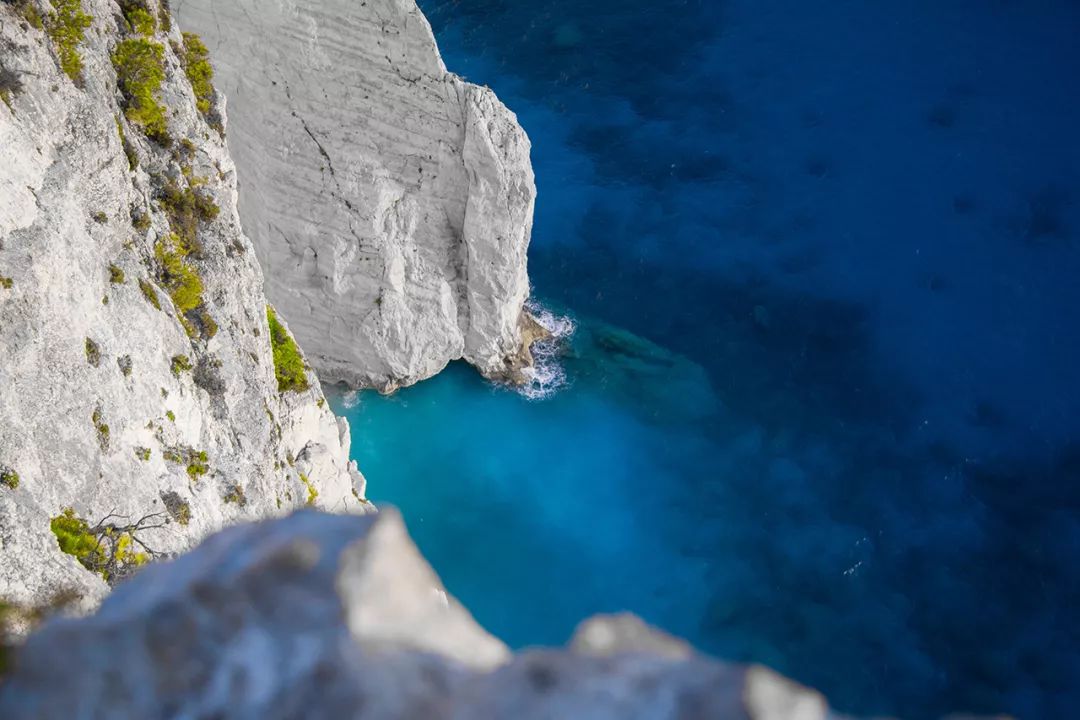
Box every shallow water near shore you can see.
[332,1,1080,718]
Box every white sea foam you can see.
[518,300,576,400]
[341,389,361,409]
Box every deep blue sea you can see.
[328,2,1080,718]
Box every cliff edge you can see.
[0,0,369,608]
[174,0,539,392]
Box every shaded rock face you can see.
[173,0,538,392]
[0,509,852,720]
[0,0,369,608]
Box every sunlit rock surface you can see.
[173,0,538,391]
[0,0,368,610]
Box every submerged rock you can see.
[173,0,539,392]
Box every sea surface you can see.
[328,2,1080,718]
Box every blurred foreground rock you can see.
[0,509,1010,719]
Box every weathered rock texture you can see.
[173,0,538,391]
[0,509,1004,719]
[0,0,369,609]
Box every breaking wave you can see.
[518,300,576,400]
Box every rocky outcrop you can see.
[0,509,1004,719]
[0,0,369,609]
[172,0,538,392]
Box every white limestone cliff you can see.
[0,0,369,609]
[173,0,540,392]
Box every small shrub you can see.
[124,6,155,36]
[108,264,125,284]
[186,450,208,480]
[50,508,161,582]
[165,410,175,422]
[91,211,107,224]
[157,175,218,255]
[134,446,151,462]
[222,484,246,506]
[111,38,168,143]
[91,408,109,451]
[159,490,191,525]
[170,353,192,377]
[157,0,171,32]
[155,235,203,329]
[161,446,208,480]
[267,306,310,393]
[139,278,162,310]
[116,117,138,170]
[180,33,215,116]
[132,206,151,232]
[300,473,317,506]
[117,354,133,376]
[0,276,12,290]
[45,0,92,84]
[1,468,19,490]
[84,337,101,367]
[21,3,44,30]
[0,65,22,111]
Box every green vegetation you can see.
[0,276,12,290]
[124,6,155,36]
[186,450,208,480]
[20,2,44,30]
[180,32,218,127]
[158,175,219,255]
[158,0,172,32]
[267,306,310,393]
[111,38,168,143]
[91,211,107,224]
[134,446,151,462]
[50,509,105,570]
[155,235,204,334]
[109,264,126,284]
[222,484,246,506]
[1,468,19,490]
[116,116,138,170]
[162,445,208,481]
[160,490,191,525]
[139,278,162,310]
[300,473,318,506]
[50,508,158,582]
[45,0,92,84]
[132,207,151,232]
[91,408,109,451]
[165,410,175,422]
[117,354,133,376]
[0,66,22,111]
[170,353,192,377]
[84,337,101,367]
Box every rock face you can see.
[0,509,1005,719]
[173,0,538,392]
[0,0,369,609]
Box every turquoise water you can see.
[331,1,1080,718]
